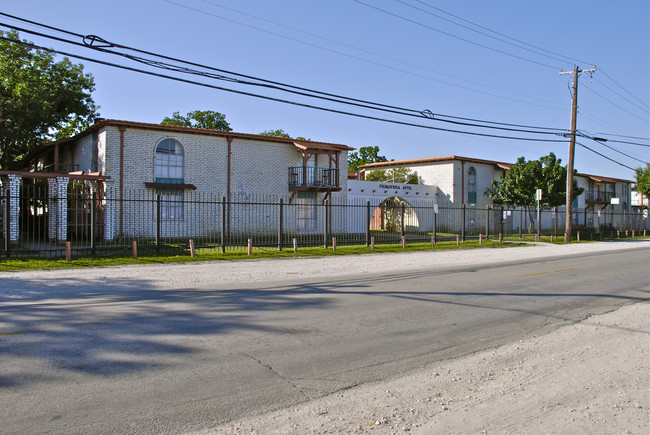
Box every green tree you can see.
[0,30,98,169]
[258,129,307,140]
[635,163,650,207]
[485,152,583,232]
[366,167,418,184]
[161,110,231,131]
[348,146,388,171]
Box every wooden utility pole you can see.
[560,65,596,243]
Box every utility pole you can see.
[559,65,596,243]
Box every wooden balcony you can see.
[288,166,341,192]
[585,190,614,204]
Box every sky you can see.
[1,0,648,180]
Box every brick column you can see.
[4,175,21,241]
[48,177,69,241]
[103,183,115,240]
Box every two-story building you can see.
[15,119,353,240]
[359,155,635,233]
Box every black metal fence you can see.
[1,186,648,259]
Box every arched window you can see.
[155,138,184,183]
[467,166,477,204]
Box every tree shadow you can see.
[0,263,647,388]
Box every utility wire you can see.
[588,132,650,141]
[582,83,649,124]
[194,0,565,109]
[593,78,649,114]
[576,142,636,171]
[0,14,570,134]
[599,68,650,110]
[0,35,571,144]
[350,0,562,70]
[405,0,594,67]
[391,0,573,66]
[0,22,567,136]
[162,1,565,111]
[582,135,648,164]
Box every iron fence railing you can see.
[1,186,648,259]
[288,166,340,188]
[585,190,614,202]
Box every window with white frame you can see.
[155,138,184,184]
[467,166,477,204]
[155,139,184,219]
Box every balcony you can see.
[586,190,614,203]
[288,166,341,192]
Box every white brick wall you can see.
[85,126,350,239]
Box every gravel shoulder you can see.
[197,301,648,435]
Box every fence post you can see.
[400,202,406,238]
[366,200,371,247]
[461,203,466,242]
[554,207,558,237]
[332,236,337,252]
[323,199,329,248]
[518,206,523,239]
[278,198,283,251]
[156,194,161,253]
[432,204,437,242]
[485,205,490,239]
[90,191,96,256]
[221,196,226,254]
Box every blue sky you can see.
[2,0,648,179]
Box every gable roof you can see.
[24,118,354,164]
[359,155,632,183]
[359,155,512,170]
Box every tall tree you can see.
[365,167,418,184]
[258,129,307,140]
[635,163,650,207]
[348,146,388,171]
[0,30,98,169]
[485,153,583,231]
[161,110,231,131]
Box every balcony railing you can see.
[586,190,614,203]
[288,166,340,191]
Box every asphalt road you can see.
[1,247,648,434]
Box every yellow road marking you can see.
[517,268,575,277]
[0,331,26,336]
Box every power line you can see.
[0,35,572,144]
[593,77,649,114]
[583,135,648,164]
[599,68,650,110]
[191,0,565,110]
[0,15,570,135]
[582,83,649,124]
[587,132,650,141]
[391,0,574,66]
[350,0,562,70]
[576,142,637,171]
[161,1,565,111]
[404,0,594,67]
